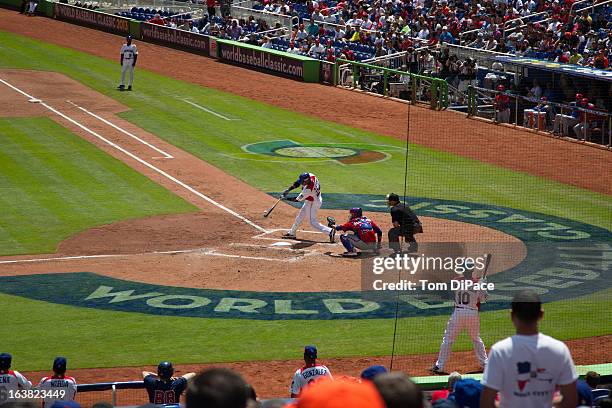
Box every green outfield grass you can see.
[2,288,609,371]
[0,31,610,230]
[0,117,196,255]
[0,31,609,370]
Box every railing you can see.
[467,86,612,148]
[231,2,296,28]
[72,380,293,407]
[459,0,602,43]
[444,43,516,69]
[97,0,206,13]
[334,58,449,109]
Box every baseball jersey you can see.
[482,333,577,408]
[296,174,321,203]
[337,217,382,243]
[290,364,332,395]
[38,375,77,407]
[453,276,487,311]
[0,370,32,404]
[143,375,187,405]
[120,44,138,63]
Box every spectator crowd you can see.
[2,290,612,408]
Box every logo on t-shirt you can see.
[516,361,531,391]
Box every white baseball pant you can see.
[495,108,510,123]
[289,200,332,236]
[435,308,487,370]
[553,114,578,135]
[120,62,135,87]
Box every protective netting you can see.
[387,79,611,374]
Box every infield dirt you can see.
[0,11,610,399]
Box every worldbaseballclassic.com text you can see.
[371,254,489,275]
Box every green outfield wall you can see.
[214,38,321,82]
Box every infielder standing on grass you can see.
[118,35,138,91]
[280,172,335,243]
[431,261,488,375]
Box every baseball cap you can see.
[0,353,12,370]
[53,357,67,374]
[293,378,385,408]
[387,193,400,202]
[451,378,482,407]
[304,345,317,359]
[360,365,388,380]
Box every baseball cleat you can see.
[429,365,446,375]
[281,233,297,240]
[329,228,336,243]
[127,86,132,91]
[341,251,359,257]
[117,85,125,91]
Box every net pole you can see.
[390,94,412,372]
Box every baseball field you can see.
[0,10,610,399]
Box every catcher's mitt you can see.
[327,216,336,228]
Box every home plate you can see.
[270,241,293,247]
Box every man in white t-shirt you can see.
[480,290,578,408]
[290,345,332,397]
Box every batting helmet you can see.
[297,172,310,185]
[349,207,362,219]
[0,353,12,370]
[157,361,174,379]
[126,35,132,41]
[304,345,317,359]
[53,357,67,375]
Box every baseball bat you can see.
[480,253,492,279]
[263,197,282,218]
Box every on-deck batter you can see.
[431,263,489,374]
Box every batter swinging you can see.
[280,172,335,243]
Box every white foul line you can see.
[0,248,292,265]
[66,100,174,159]
[182,99,237,121]
[0,77,268,233]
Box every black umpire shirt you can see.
[390,203,421,233]
[143,375,187,404]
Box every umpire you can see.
[387,193,422,255]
